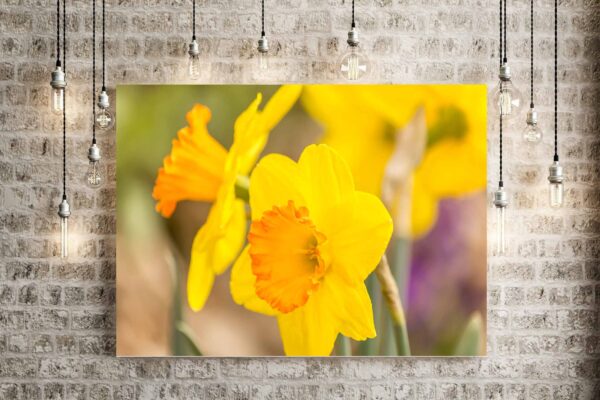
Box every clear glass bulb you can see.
[95,108,114,130]
[257,51,269,71]
[522,122,543,143]
[492,80,524,120]
[188,54,201,79]
[51,87,64,115]
[61,216,68,258]
[549,182,563,208]
[495,206,506,255]
[85,160,103,188]
[339,46,369,81]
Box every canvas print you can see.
[116,85,487,356]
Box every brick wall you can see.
[1,0,599,398]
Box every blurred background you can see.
[116,85,486,356]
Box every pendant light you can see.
[187,0,200,79]
[493,0,508,256]
[85,0,103,189]
[339,0,370,81]
[57,0,70,258]
[491,0,523,120]
[256,0,269,70]
[522,0,542,143]
[95,0,113,130]
[50,0,65,115]
[548,0,563,208]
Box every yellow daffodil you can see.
[153,85,302,311]
[301,85,486,237]
[230,144,393,355]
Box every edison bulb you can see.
[339,46,369,81]
[85,160,103,188]
[60,216,68,258]
[496,205,506,255]
[491,79,524,120]
[95,108,114,130]
[50,65,66,115]
[522,123,543,143]
[549,182,563,208]
[188,53,201,79]
[51,87,64,115]
[493,188,508,256]
[548,161,564,208]
[57,198,70,258]
[257,51,269,70]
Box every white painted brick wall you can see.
[0,0,598,398]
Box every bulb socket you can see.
[526,108,538,125]
[88,143,101,162]
[548,161,564,184]
[257,36,269,53]
[97,90,110,109]
[188,40,199,56]
[499,64,511,81]
[347,27,359,47]
[493,188,508,208]
[50,66,66,89]
[58,198,71,218]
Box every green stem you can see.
[375,255,411,356]
[358,274,380,356]
[235,175,250,202]
[388,236,412,305]
[335,335,352,356]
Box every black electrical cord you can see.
[56,0,61,66]
[92,0,96,143]
[62,0,66,199]
[351,0,355,28]
[530,0,534,108]
[261,0,265,36]
[62,0,65,70]
[554,0,558,161]
[498,0,503,187]
[102,0,105,91]
[192,0,196,40]
[503,0,507,63]
[499,0,502,68]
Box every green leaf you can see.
[173,321,203,356]
[453,312,483,356]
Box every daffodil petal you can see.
[327,192,393,284]
[249,153,308,219]
[410,179,439,238]
[321,274,376,341]
[187,253,215,312]
[276,291,339,356]
[230,246,280,316]
[297,144,355,227]
[187,195,246,311]
[415,139,486,198]
[152,104,228,217]
[261,85,302,132]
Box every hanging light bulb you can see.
[50,63,66,115]
[58,197,70,258]
[493,186,508,255]
[188,39,201,79]
[548,0,563,209]
[522,108,543,143]
[491,64,524,120]
[257,35,269,70]
[548,160,563,208]
[339,27,369,81]
[85,142,103,188]
[95,89,114,130]
[522,0,542,144]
